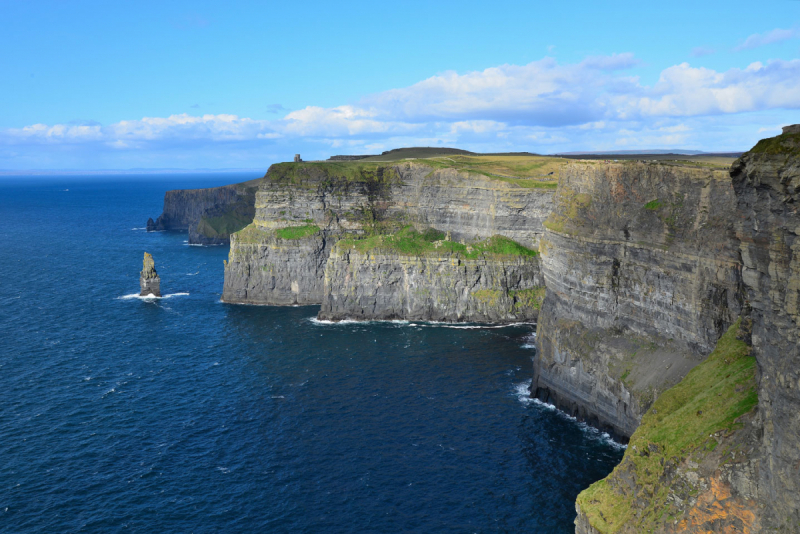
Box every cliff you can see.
[140,252,161,297]
[147,177,263,245]
[729,125,800,531]
[319,229,544,323]
[222,224,330,305]
[223,159,558,314]
[533,161,742,438]
[573,126,800,533]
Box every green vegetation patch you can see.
[338,226,537,259]
[276,224,320,240]
[643,199,663,211]
[510,286,546,310]
[749,132,800,156]
[576,319,758,533]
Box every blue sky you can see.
[2,0,800,170]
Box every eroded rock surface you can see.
[731,127,800,531]
[319,243,544,323]
[139,252,161,297]
[223,161,555,316]
[533,162,742,439]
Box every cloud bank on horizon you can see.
[2,26,800,169]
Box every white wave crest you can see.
[514,379,626,449]
[309,317,410,326]
[117,292,190,300]
[308,317,533,329]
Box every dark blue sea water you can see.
[0,174,623,533]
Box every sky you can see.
[1,0,800,170]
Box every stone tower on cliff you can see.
[140,252,161,297]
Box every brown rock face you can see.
[139,252,161,297]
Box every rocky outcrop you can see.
[533,161,743,439]
[223,161,556,310]
[730,126,800,531]
[148,177,263,244]
[140,252,161,297]
[318,240,544,323]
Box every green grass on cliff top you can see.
[267,155,564,189]
[749,131,800,156]
[576,319,758,533]
[338,226,538,259]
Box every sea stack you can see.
[139,252,161,297]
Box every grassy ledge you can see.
[576,319,757,533]
[276,224,320,240]
[337,226,537,259]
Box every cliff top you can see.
[265,155,566,190]
[748,124,800,156]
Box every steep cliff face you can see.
[223,161,555,310]
[572,127,800,534]
[533,162,743,438]
[253,161,555,247]
[731,126,800,531]
[319,234,544,323]
[222,224,330,305]
[148,177,262,244]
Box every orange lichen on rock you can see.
[676,478,758,534]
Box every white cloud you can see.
[3,54,800,166]
[734,27,799,51]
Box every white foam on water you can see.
[186,272,199,276]
[308,317,409,326]
[309,317,533,329]
[117,292,190,300]
[513,380,535,404]
[131,227,147,230]
[513,379,626,449]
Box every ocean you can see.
[0,174,623,533]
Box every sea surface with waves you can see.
[0,173,624,533]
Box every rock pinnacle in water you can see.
[140,252,162,297]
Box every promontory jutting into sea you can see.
[144,126,800,531]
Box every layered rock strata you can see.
[223,161,555,311]
[573,126,800,533]
[222,225,330,305]
[730,126,800,531]
[139,252,161,297]
[148,177,263,244]
[319,243,544,323]
[533,161,743,439]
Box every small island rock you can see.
[140,252,161,297]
